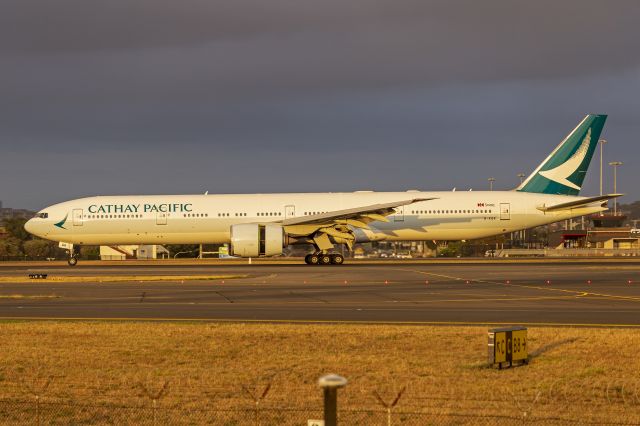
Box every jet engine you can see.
[230,223,286,257]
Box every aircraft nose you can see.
[24,219,37,236]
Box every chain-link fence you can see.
[2,376,640,425]
[1,399,622,425]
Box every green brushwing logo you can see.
[518,114,607,196]
[54,214,68,230]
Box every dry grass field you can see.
[1,321,640,424]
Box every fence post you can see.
[152,398,157,426]
[318,374,348,426]
[242,382,271,426]
[25,376,52,426]
[373,386,406,426]
[139,380,168,426]
[35,394,40,426]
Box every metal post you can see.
[488,177,495,191]
[599,139,607,196]
[319,374,347,426]
[324,387,338,425]
[36,395,40,426]
[609,161,623,215]
[152,399,157,426]
[614,165,617,216]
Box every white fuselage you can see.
[26,191,605,246]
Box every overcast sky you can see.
[1,0,639,210]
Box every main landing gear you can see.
[67,246,81,266]
[304,253,344,266]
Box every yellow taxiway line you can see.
[397,268,640,302]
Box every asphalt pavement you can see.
[1,261,639,325]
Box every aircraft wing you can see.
[282,198,436,226]
[281,198,437,251]
[537,194,623,212]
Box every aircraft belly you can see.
[59,232,229,245]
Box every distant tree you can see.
[0,237,23,257]
[165,244,200,258]
[619,200,640,221]
[437,241,464,257]
[80,246,100,260]
[23,239,53,258]
[2,217,31,242]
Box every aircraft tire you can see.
[308,254,320,265]
[331,254,344,265]
[320,254,332,265]
[68,257,78,266]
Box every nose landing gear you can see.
[67,246,81,266]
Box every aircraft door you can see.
[72,209,83,226]
[394,206,404,222]
[156,212,167,225]
[284,205,295,219]
[500,203,511,220]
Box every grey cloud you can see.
[2,1,640,79]
[1,0,639,209]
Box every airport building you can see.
[550,214,639,250]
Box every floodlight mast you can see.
[608,161,623,215]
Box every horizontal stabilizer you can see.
[537,194,622,212]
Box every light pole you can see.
[516,173,526,242]
[609,161,623,215]
[599,139,607,196]
[488,177,496,191]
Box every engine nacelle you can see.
[230,223,285,257]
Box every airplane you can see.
[25,114,621,266]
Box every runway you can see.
[1,261,639,325]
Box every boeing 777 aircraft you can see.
[25,114,620,266]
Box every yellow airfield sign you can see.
[488,326,528,368]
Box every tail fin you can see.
[516,114,607,196]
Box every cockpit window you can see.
[34,212,48,219]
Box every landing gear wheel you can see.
[331,254,344,265]
[308,254,320,265]
[320,254,332,265]
[68,257,78,266]
[304,254,313,265]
